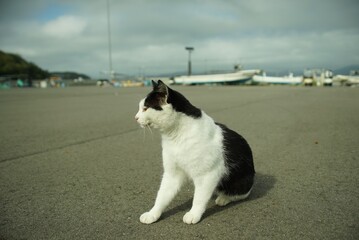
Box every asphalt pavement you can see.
[0,86,358,239]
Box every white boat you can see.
[252,72,303,85]
[334,71,359,86]
[174,67,261,85]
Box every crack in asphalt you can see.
[0,128,140,164]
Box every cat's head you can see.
[135,80,201,130]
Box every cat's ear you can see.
[151,80,158,89]
[156,80,168,95]
[153,80,168,104]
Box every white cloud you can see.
[0,0,358,77]
[42,15,87,38]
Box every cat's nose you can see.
[135,116,139,121]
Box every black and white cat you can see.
[135,80,255,224]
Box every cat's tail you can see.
[215,186,253,206]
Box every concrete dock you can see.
[0,86,358,239]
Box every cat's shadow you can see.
[162,172,276,221]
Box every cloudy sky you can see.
[0,0,358,78]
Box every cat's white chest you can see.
[161,119,225,178]
[162,137,199,172]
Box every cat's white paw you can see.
[140,211,160,224]
[215,195,231,206]
[183,211,201,224]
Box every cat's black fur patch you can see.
[144,91,165,111]
[166,87,202,119]
[216,123,255,195]
[146,80,202,119]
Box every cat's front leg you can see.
[183,172,220,224]
[140,171,185,224]
[140,210,161,224]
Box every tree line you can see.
[0,50,49,79]
[0,50,90,80]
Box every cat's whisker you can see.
[146,124,154,138]
[140,124,152,141]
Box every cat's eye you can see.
[142,107,148,112]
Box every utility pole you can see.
[185,47,194,76]
[106,0,113,81]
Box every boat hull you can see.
[252,75,303,85]
[174,70,258,85]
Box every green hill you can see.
[0,50,50,79]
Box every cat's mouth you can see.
[139,121,153,128]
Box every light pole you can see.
[185,47,194,76]
[106,0,113,81]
